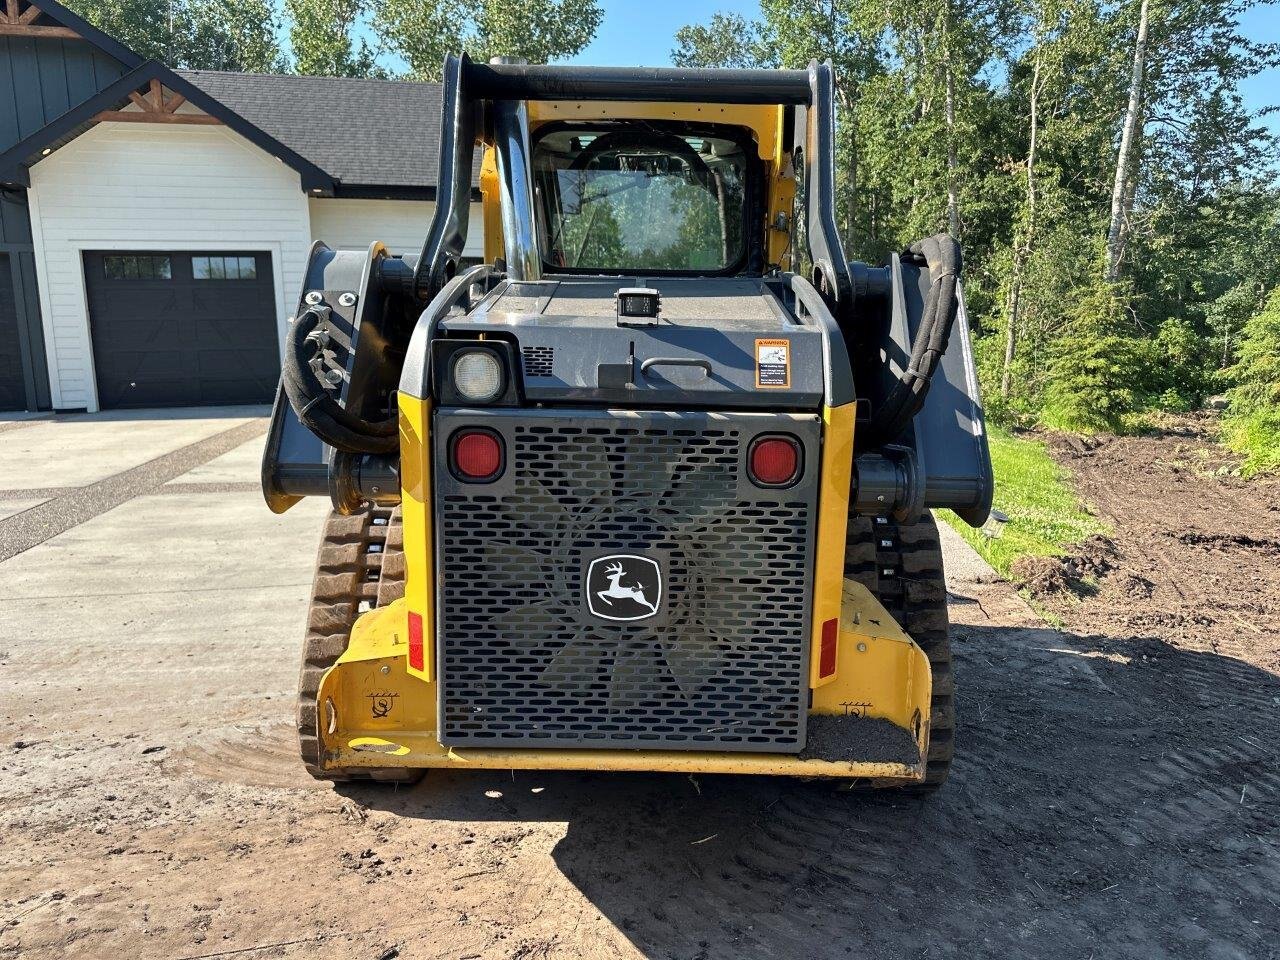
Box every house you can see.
[0,0,482,412]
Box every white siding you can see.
[308,197,485,258]
[27,121,312,411]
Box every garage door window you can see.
[193,255,257,280]
[103,255,172,280]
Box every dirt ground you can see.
[1035,415,1280,674]
[2,416,1278,960]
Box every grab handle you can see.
[639,357,712,379]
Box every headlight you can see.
[452,350,504,402]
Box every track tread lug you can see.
[847,512,954,791]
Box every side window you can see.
[104,255,172,280]
[193,255,258,280]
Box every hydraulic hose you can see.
[282,309,399,455]
[864,234,962,447]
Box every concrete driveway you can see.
[0,408,327,736]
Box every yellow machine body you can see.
[314,394,933,784]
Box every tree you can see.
[377,0,603,81]
[182,0,284,72]
[62,0,176,61]
[1104,0,1150,281]
[63,0,282,72]
[285,0,383,77]
[675,0,1280,439]
[1223,287,1280,473]
[1104,0,1280,282]
[999,0,1119,399]
[672,13,773,69]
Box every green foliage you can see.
[64,0,283,71]
[70,0,603,79]
[672,13,773,68]
[1224,287,1280,418]
[1035,282,1152,433]
[675,0,1280,453]
[184,0,285,71]
[285,0,383,77]
[378,0,602,81]
[942,426,1107,579]
[1222,410,1280,476]
[1222,287,1280,474]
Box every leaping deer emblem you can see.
[596,561,658,614]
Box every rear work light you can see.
[748,435,801,487]
[452,349,505,402]
[450,428,504,482]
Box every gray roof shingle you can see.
[175,70,450,193]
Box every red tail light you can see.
[450,429,503,482]
[748,435,801,487]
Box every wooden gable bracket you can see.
[0,0,80,39]
[93,79,222,126]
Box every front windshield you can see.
[533,124,748,272]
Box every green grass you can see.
[1222,409,1280,477]
[941,426,1107,579]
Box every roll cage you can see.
[413,56,855,318]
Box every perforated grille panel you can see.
[521,346,554,377]
[433,409,820,751]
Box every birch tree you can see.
[1104,0,1150,281]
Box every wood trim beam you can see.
[92,110,223,125]
[0,22,82,38]
[109,81,205,123]
[18,4,41,24]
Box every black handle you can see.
[639,357,712,378]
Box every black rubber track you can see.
[845,513,955,790]
[296,506,415,783]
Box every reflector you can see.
[408,610,425,671]
[819,617,838,678]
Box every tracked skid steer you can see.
[262,57,992,790]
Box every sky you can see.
[566,0,1280,137]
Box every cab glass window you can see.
[533,125,748,272]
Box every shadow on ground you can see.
[342,624,1280,960]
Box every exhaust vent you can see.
[521,346,554,377]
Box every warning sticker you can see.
[755,338,791,388]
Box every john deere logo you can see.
[586,555,662,622]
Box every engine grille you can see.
[433,410,820,751]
